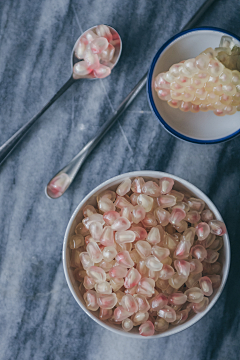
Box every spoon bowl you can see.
[71,25,122,80]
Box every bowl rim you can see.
[147,26,240,145]
[62,170,230,338]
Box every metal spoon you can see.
[46,0,217,199]
[0,25,122,166]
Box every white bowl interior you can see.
[63,171,230,338]
[151,30,240,141]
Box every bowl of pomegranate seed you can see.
[63,171,230,338]
[147,27,240,144]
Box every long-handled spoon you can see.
[46,0,217,199]
[0,25,122,166]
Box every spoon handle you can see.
[46,73,147,198]
[0,76,75,165]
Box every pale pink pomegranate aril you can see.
[174,260,191,277]
[121,294,139,313]
[195,222,210,241]
[70,176,225,336]
[191,245,208,261]
[209,220,227,235]
[139,321,155,336]
[149,293,168,311]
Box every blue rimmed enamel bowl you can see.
[147,27,240,144]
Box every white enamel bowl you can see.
[147,27,240,144]
[63,171,230,338]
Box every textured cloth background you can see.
[0,0,240,359]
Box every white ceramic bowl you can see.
[147,27,240,144]
[63,171,230,338]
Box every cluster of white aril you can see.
[69,176,226,336]
[73,25,118,79]
[154,36,240,116]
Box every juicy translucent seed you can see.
[158,264,175,280]
[103,211,120,226]
[115,230,136,244]
[139,321,155,337]
[147,227,161,245]
[137,194,154,212]
[99,308,113,320]
[142,212,158,228]
[93,65,111,79]
[97,190,116,203]
[136,260,148,277]
[208,237,223,251]
[97,293,117,309]
[154,73,171,90]
[199,276,213,296]
[83,275,95,289]
[192,297,209,313]
[116,251,134,268]
[114,306,134,322]
[109,265,128,278]
[95,24,112,42]
[124,268,141,289]
[102,246,117,262]
[154,317,169,332]
[168,273,187,289]
[191,245,207,261]
[157,195,176,208]
[137,277,155,297]
[130,226,148,241]
[195,53,210,70]
[154,207,170,226]
[116,178,131,196]
[145,256,163,272]
[100,43,115,62]
[98,198,115,213]
[172,309,189,325]
[208,220,227,235]
[134,294,150,312]
[82,214,105,229]
[99,260,115,272]
[182,227,196,246]
[169,293,187,305]
[83,290,99,311]
[110,278,124,292]
[208,274,221,288]
[115,290,125,304]
[115,196,133,209]
[174,240,191,260]
[158,177,174,195]
[87,266,106,283]
[83,205,97,218]
[73,61,91,78]
[219,68,232,84]
[69,234,84,249]
[142,181,161,197]
[195,222,210,241]
[125,285,138,295]
[174,260,191,277]
[152,245,170,261]
[89,221,103,240]
[189,259,203,274]
[174,220,188,233]
[121,294,138,313]
[90,36,108,54]
[147,268,160,282]
[201,209,214,223]
[149,293,168,311]
[121,206,133,222]
[95,281,112,294]
[100,226,115,247]
[80,252,94,270]
[170,208,186,226]
[208,58,224,77]
[185,211,201,224]
[135,240,152,259]
[184,287,204,303]
[132,311,149,326]
[132,205,146,224]
[75,222,89,236]
[204,233,216,248]
[186,272,202,288]
[163,71,175,82]
[122,318,133,332]
[111,217,131,231]
[205,249,219,263]
[188,198,205,212]
[232,70,240,85]
[169,190,184,202]
[130,194,139,208]
[86,241,103,263]
[131,177,145,193]
[158,305,176,323]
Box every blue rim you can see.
[147,27,240,144]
